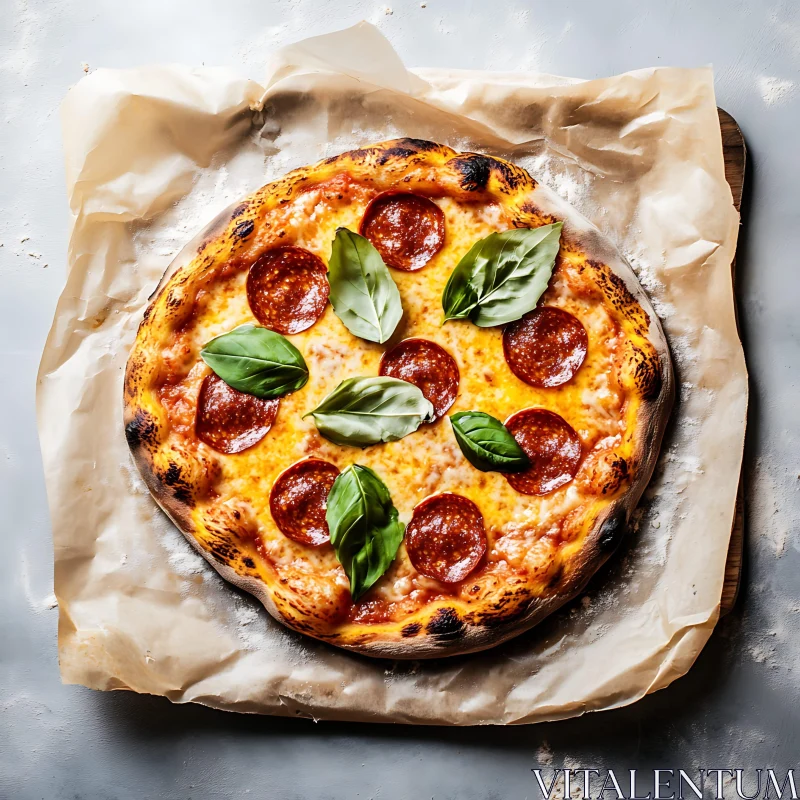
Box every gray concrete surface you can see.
[2,1,799,798]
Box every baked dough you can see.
[124,139,673,658]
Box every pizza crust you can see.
[124,138,674,659]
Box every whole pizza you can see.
[124,138,673,658]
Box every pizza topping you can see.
[327,228,403,344]
[504,408,582,495]
[359,192,445,271]
[326,464,405,600]
[200,324,309,399]
[379,338,459,420]
[305,376,435,448]
[503,306,588,388]
[246,246,329,334]
[195,373,279,454]
[406,493,487,584]
[442,223,562,327]
[270,458,340,546]
[449,411,529,472]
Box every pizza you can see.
[124,139,673,658]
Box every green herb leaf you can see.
[441,223,563,327]
[200,324,308,399]
[305,376,435,448]
[327,228,403,343]
[450,411,529,472]
[327,464,405,600]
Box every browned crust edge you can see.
[123,138,675,660]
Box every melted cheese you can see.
[156,181,632,624]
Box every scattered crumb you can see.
[385,6,393,13]
[27,252,40,259]
[581,596,591,609]
[20,236,29,243]
[81,62,90,74]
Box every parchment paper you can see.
[37,22,746,724]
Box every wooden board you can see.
[718,107,746,616]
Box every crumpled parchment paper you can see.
[37,22,746,724]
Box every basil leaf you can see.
[442,222,563,327]
[305,376,435,448]
[327,228,403,344]
[450,411,529,472]
[200,324,308,399]
[327,464,404,600]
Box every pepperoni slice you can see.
[379,338,459,420]
[269,458,340,546]
[196,373,279,454]
[503,307,588,388]
[504,408,582,496]
[406,493,487,584]
[359,192,445,271]
[246,246,329,334]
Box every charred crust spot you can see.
[173,486,192,505]
[243,556,255,569]
[632,345,662,398]
[602,456,630,495]
[158,461,194,505]
[590,260,651,335]
[448,153,530,193]
[163,462,182,486]
[449,154,491,191]
[142,304,153,321]
[376,146,418,165]
[230,203,248,219]
[374,139,440,166]
[598,509,627,552]
[395,138,440,152]
[469,589,531,628]
[425,607,465,640]
[487,156,526,190]
[209,540,238,565]
[125,409,158,449]
[480,609,526,629]
[233,219,255,239]
[518,201,559,226]
[401,622,422,638]
[165,290,182,309]
[326,148,371,166]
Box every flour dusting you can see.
[758,75,796,106]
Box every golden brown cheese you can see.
[156,182,630,622]
[124,139,669,658]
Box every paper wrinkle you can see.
[38,22,746,725]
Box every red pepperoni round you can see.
[503,307,588,388]
[359,192,445,271]
[504,408,582,496]
[246,246,329,334]
[379,338,459,420]
[406,493,487,584]
[196,373,279,454]
[269,458,340,546]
